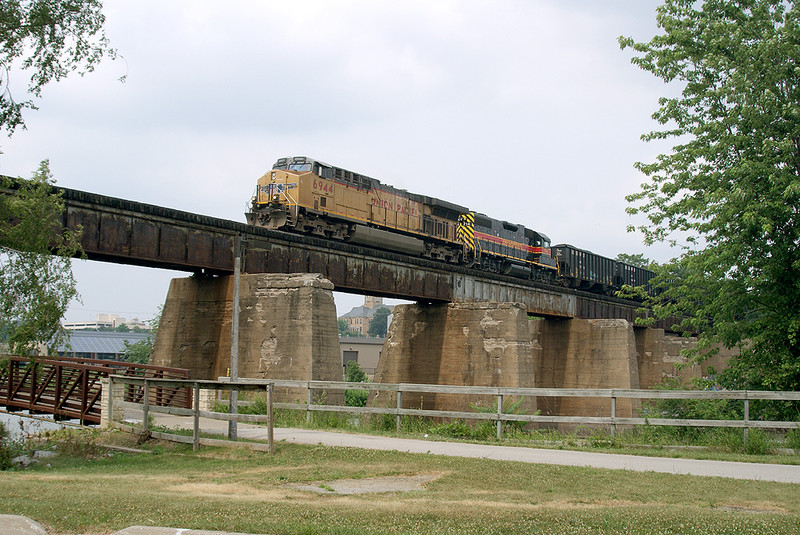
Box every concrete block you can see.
[375,302,536,415]
[151,273,342,403]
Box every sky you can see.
[0,0,675,324]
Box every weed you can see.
[38,428,104,458]
[0,422,21,470]
[786,428,800,452]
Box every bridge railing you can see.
[0,355,191,424]
[106,376,800,451]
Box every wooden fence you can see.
[107,376,800,451]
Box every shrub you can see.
[0,422,16,470]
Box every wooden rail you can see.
[0,355,191,424]
[107,376,800,450]
[109,376,274,453]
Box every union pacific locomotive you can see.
[246,156,653,294]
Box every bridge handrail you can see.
[0,354,192,424]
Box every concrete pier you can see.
[375,303,734,424]
[374,302,536,413]
[151,273,342,401]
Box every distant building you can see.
[339,296,393,336]
[53,331,150,360]
[63,313,148,331]
[339,336,384,379]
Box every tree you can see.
[367,307,391,338]
[338,318,353,336]
[615,253,654,269]
[344,360,368,407]
[619,1,800,396]
[121,307,161,365]
[1,0,118,134]
[338,318,363,337]
[0,160,82,355]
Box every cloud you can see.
[0,0,674,322]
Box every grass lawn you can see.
[1,428,799,535]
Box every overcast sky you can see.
[1,0,675,323]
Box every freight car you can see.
[246,156,653,294]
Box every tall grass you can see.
[211,387,799,460]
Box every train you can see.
[245,156,653,295]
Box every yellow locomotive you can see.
[246,156,467,263]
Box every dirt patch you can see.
[715,505,785,514]
[165,482,289,501]
[288,473,442,495]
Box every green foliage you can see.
[338,318,363,337]
[344,389,368,407]
[0,0,119,134]
[0,422,19,470]
[0,161,83,355]
[121,307,160,364]
[367,306,391,337]
[344,359,367,383]
[337,318,348,335]
[787,428,800,451]
[615,253,654,269]
[619,1,800,403]
[344,360,368,407]
[37,427,102,458]
[430,397,534,441]
[121,337,150,364]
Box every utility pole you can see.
[228,235,242,440]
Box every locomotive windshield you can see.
[273,157,314,173]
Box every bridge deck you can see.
[2,180,666,325]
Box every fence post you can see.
[193,382,200,451]
[101,376,114,428]
[29,360,37,412]
[610,392,617,439]
[142,379,150,436]
[55,364,63,419]
[267,383,274,455]
[307,384,313,423]
[496,393,504,440]
[396,388,403,433]
[743,395,750,449]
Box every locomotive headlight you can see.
[272,194,280,201]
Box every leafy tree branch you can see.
[0,0,118,134]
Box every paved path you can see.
[0,516,253,535]
[148,413,800,484]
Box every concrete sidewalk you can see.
[0,516,255,535]
[148,412,800,484]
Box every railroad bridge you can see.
[4,183,731,421]
[53,185,648,321]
